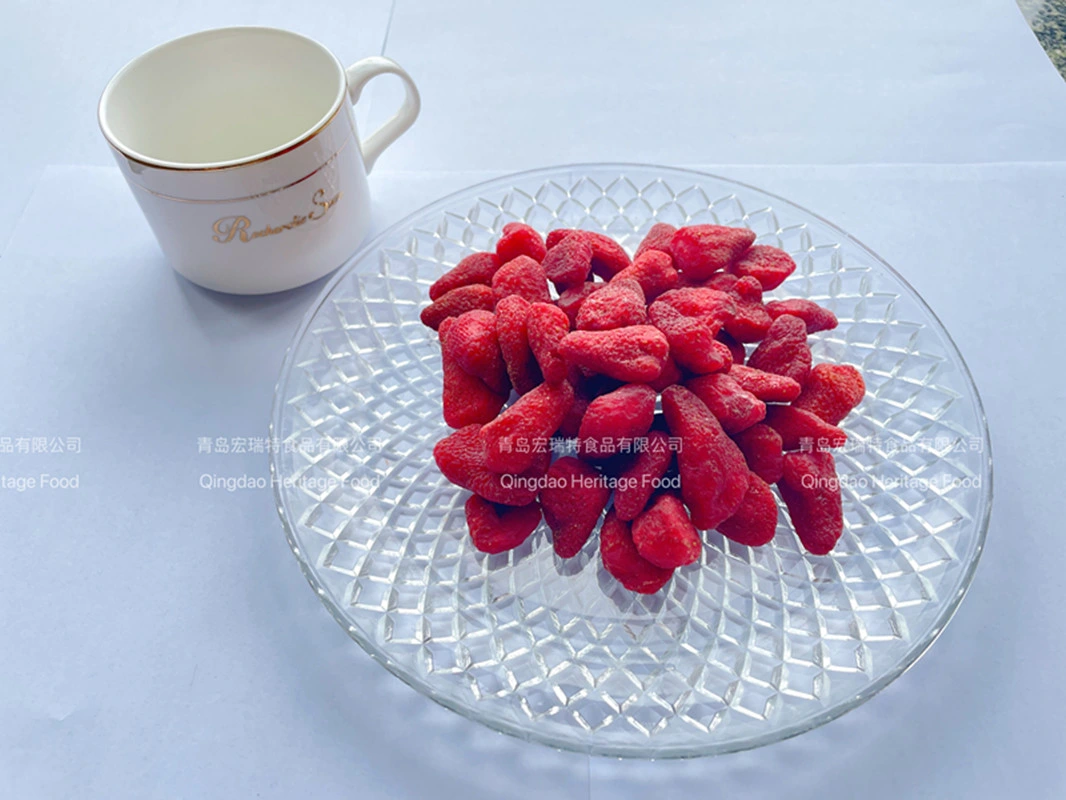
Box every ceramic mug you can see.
[98,27,420,294]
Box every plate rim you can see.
[268,162,994,758]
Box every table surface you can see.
[3,3,1066,798]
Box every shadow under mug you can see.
[98,26,420,295]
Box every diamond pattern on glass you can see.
[271,166,990,757]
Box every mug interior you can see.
[99,27,345,168]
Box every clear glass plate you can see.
[270,164,992,758]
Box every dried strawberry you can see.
[686,373,766,434]
[465,495,542,554]
[793,363,865,425]
[491,255,551,305]
[577,383,656,458]
[747,315,812,384]
[634,222,677,258]
[764,405,847,451]
[556,281,600,326]
[496,222,546,264]
[600,508,674,594]
[724,276,773,343]
[545,228,576,249]
[542,232,593,289]
[479,381,575,473]
[716,472,778,547]
[731,245,796,291]
[585,231,632,279]
[632,493,702,569]
[440,326,507,428]
[559,326,669,383]
[420,284,495,331]
[656,287,737,327]
[557,383,592,439]
[765,299,838,333]
[779,451,843,555]
[614,430,674,521]
[648,299,734,375]
[540,456,610,557]
[731,423,785,484]
[661,385,750,529]
[429,252,500,301]
[611,249,678,300]
[495,295,542,394]
[576,279,647,331]
[670,225,756,281]
[433,425,547,506]
[440,310,509,394]
[727,364,802,402]
[527,302,571,385]
[648,354,683,393]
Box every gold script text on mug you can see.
[212,188,343,243]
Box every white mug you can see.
[98,27,420,294]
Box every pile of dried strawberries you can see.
[421,222,864,594]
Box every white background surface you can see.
[2,2,1066,798]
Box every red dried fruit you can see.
[479,380,575,473]
[731,245,796,291]
[495,295,542,394]
[429,252,500,301]
[440,310,509,394]
[765,299,838,333]
[632,493,702,569]
[441,332,507,428]
[686,373,766,434]
[545,228,575,249]
[634,222,677,258]
[557,384,592,439]
[578,383,656,458]
[793,363,865,426]
[656,287,737,327]
[661,386,750,529]
[779,451,843,555]
[747,315,812,384]
[576,279,647,331]
[731,423,785,484]
[716,473,778,547]
[614,430,674,521]
[434,425,547,506]
[559,326,669,383]
[612,249,679,300]
[540,456,611,557]
[648,299,734,375]
[556,281,600,326]
[724,276,773,343]
[670,225,756,281]
[465,495,542,554]
[717,331,747,365]
[764,405,847,451]
[496,222,546,264]
[600,508,674,594]
[527,302,571,385]
[648,354,683,393]
[420,284,495,331]
[584,231,632,279]
[727,364,802,402]
[703,272,739,292]
[542,232,593,289]
[491,255,552,305]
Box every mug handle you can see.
[345,57,421,173]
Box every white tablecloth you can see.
[2,2,1066,798]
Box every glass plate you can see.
[270,164,992,757]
